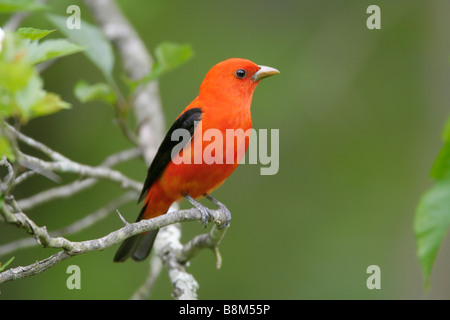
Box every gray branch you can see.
[2,0,48,32]
[17,148,141,211]
[0,251,71,283]
[17,152,141,192]
[83,0,165,164]
[0,203,230,284]
[130,254,163,300]
[4,123,142,195]
[0,191,137,256]
[4,122,69,162]
[84,0,206,300]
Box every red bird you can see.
[114,58,279,262]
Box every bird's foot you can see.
[184,193,214,228]
[204,194,231,229]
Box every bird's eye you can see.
[235,69,246,79]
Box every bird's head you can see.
[199,58,279,105]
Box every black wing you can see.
[138,107,202,203]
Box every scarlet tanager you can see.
[114,58,279,262]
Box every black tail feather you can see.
[113,230,159,262]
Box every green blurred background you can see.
[1,0,450,299]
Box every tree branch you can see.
[83,0,202,300]
[154,222,199,300]
[18,151,141,192]
[0,203,230,284]
[82,0,235,300]
[0,251,71,283]
[130,254,163,300]
[83,0,165,164]
[0,191,137,256]
[4,123,142,193]
[178,225,228,270]
[2,0,49,32]
[4,122,69,162]
[17,148,141,211]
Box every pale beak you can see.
[252,65,280,82]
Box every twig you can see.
[115,209,129,226]
[12,170,38,186]
[2,12,29,32]
[0,205,217,284]
[130,254,163,300]
[2,0,48,32]
[0,156,15,194]
[0,192,137,256]
[17,148,141,210]
[0,251,71,282]
[154,223,199,300]
[4,123,68,162]
[18,178,97,211]
[4,123,141,192]
[18,152,141,192]
[178,225,229,270]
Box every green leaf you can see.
[0,30,72,123]
[0,135,15,161]
[0,31,27,62]
[0,66,70,122]
[138,42,194,86]
[155,42,194,70]
[74,80,116,105]
[0,0,46,14]
[15,72,70,120]
[17,27,55,41]
[430,116,450,180]
[14,70,43,120]
[47,14,115,79]
[0,97,14,118]
[430,142,450,180]
[0,256,15,272]
[0,60,34,92]
[415,178,450,286]
[31,92,71,118]
[26,39,84,65]
[441,115,450,142]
